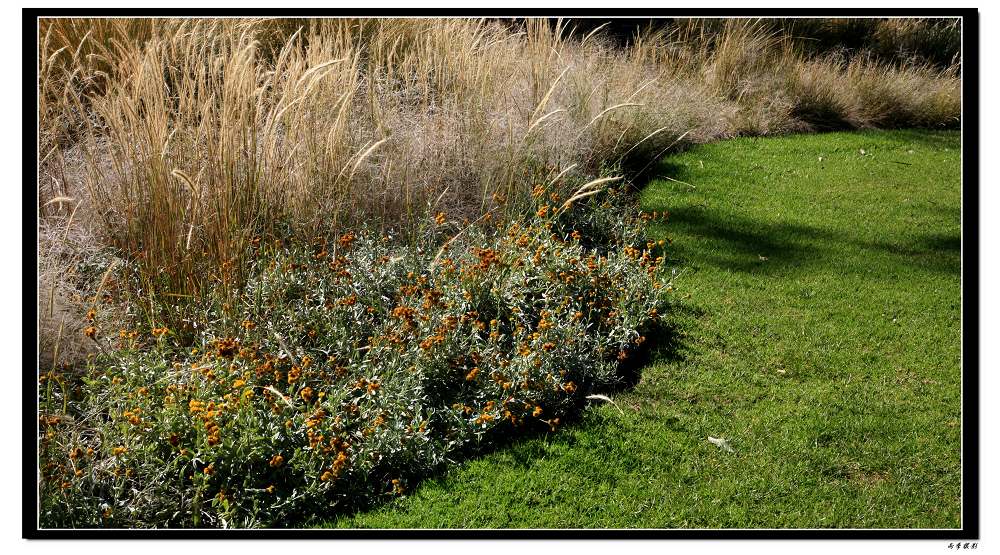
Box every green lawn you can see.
[326,129,962,529]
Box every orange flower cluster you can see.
[323,257,352,283]
[122,408,142,426]
[320,449,350,482]
[471,247,500,272]
[391,305,417,331]
[215,337,238,358]
[391,478,405,495]
[189,399,222,446]
[474,413,495,425]
[300,386,314,403]
[338,232,356,249]
[305,408,326,429]
[422,289,444,311]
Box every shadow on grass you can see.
[612,303,698,391]
[874,128,962,151]
[853,231,961,276]
[652,204,833,277]
[643,171,960,279]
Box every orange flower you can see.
[300,387,314,403]
[269,454,284,468]
[475,413,495,425]
[214,338,238,358]
[338,232,356,248]
[532,406,543,417]
[434,212,447,226]
[465,367,479,381]
[83,326,97,339]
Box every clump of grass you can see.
[38,189,671,528]
[843,55,961,128]
[38,17,960,315]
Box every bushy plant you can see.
[38,187,673,528]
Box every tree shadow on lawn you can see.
[646,190,960,279]
[655,203,833,277]
[856,231,961,277]
[871,128,962,151]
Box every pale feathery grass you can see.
[35,16,962,335]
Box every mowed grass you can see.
[326,129,962,529]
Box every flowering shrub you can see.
[38,187,672,528]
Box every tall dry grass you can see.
[36,17,962,368]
